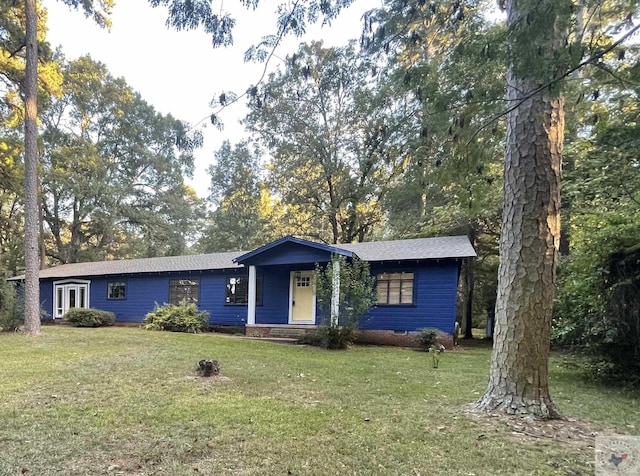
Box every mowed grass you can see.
[0,327,638,475]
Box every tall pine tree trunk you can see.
[23,0,41,336]
[475,0,564,418]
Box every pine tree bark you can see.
[23,0,41,336]
[474,0,564,418]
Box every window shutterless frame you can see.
[169,279,200,305]
[225,275,262,305]
[376,272,415,305]
[107,281,127,300]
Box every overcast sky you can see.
[42,0,374,198]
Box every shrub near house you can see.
[64,308,115,327]
[144,301,209,334]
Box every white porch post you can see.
[330,258,340,327]
[247,265,256,326]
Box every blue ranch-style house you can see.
[22,235,476,346]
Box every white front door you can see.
[54,281,90,318]
[289,271,315,324]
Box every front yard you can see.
[1,327,637,475]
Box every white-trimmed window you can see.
[376,272,414,305]
[53,280,91,318]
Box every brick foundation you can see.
[245,325,453,348]
[354,330,454,349]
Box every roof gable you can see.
[234,235,353,266]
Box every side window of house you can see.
[169,279,200,305]
[226,276,262,305]
[376,272,415,305]
[107,282,127,300]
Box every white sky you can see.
[42,0,376,198]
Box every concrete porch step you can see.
[268,327,308,338]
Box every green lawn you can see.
[0,327,637,475]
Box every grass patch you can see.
[0,327,637,475]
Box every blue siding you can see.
[37,258,461,334]
[40,282,54,319]
[40,269,252,326]
[200,270,248,325]
[359,261,460,334]
[255,267,291,325]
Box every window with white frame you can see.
[376,272,414,305]
[53,280,90,318]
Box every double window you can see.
[376,272,414,305]
[169,279,200,305]
[226,275,262,305]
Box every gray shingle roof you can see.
[16,251,244,280]
[338,235,476,261]
[10,235,475,280]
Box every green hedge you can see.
[143,301,209,334]
[64,308,115,327]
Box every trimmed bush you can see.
[144,301,208,334]
[64,308,115,327]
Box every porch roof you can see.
[233,235,353,265]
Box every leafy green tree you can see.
[40,55,204,262]
[474,0,640,417]
[0,270,22,331]
[554,215,640,383]
[245,41,409,244]
[0,133,25,276]
[554,78,640,383]
[198,141,265,252]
